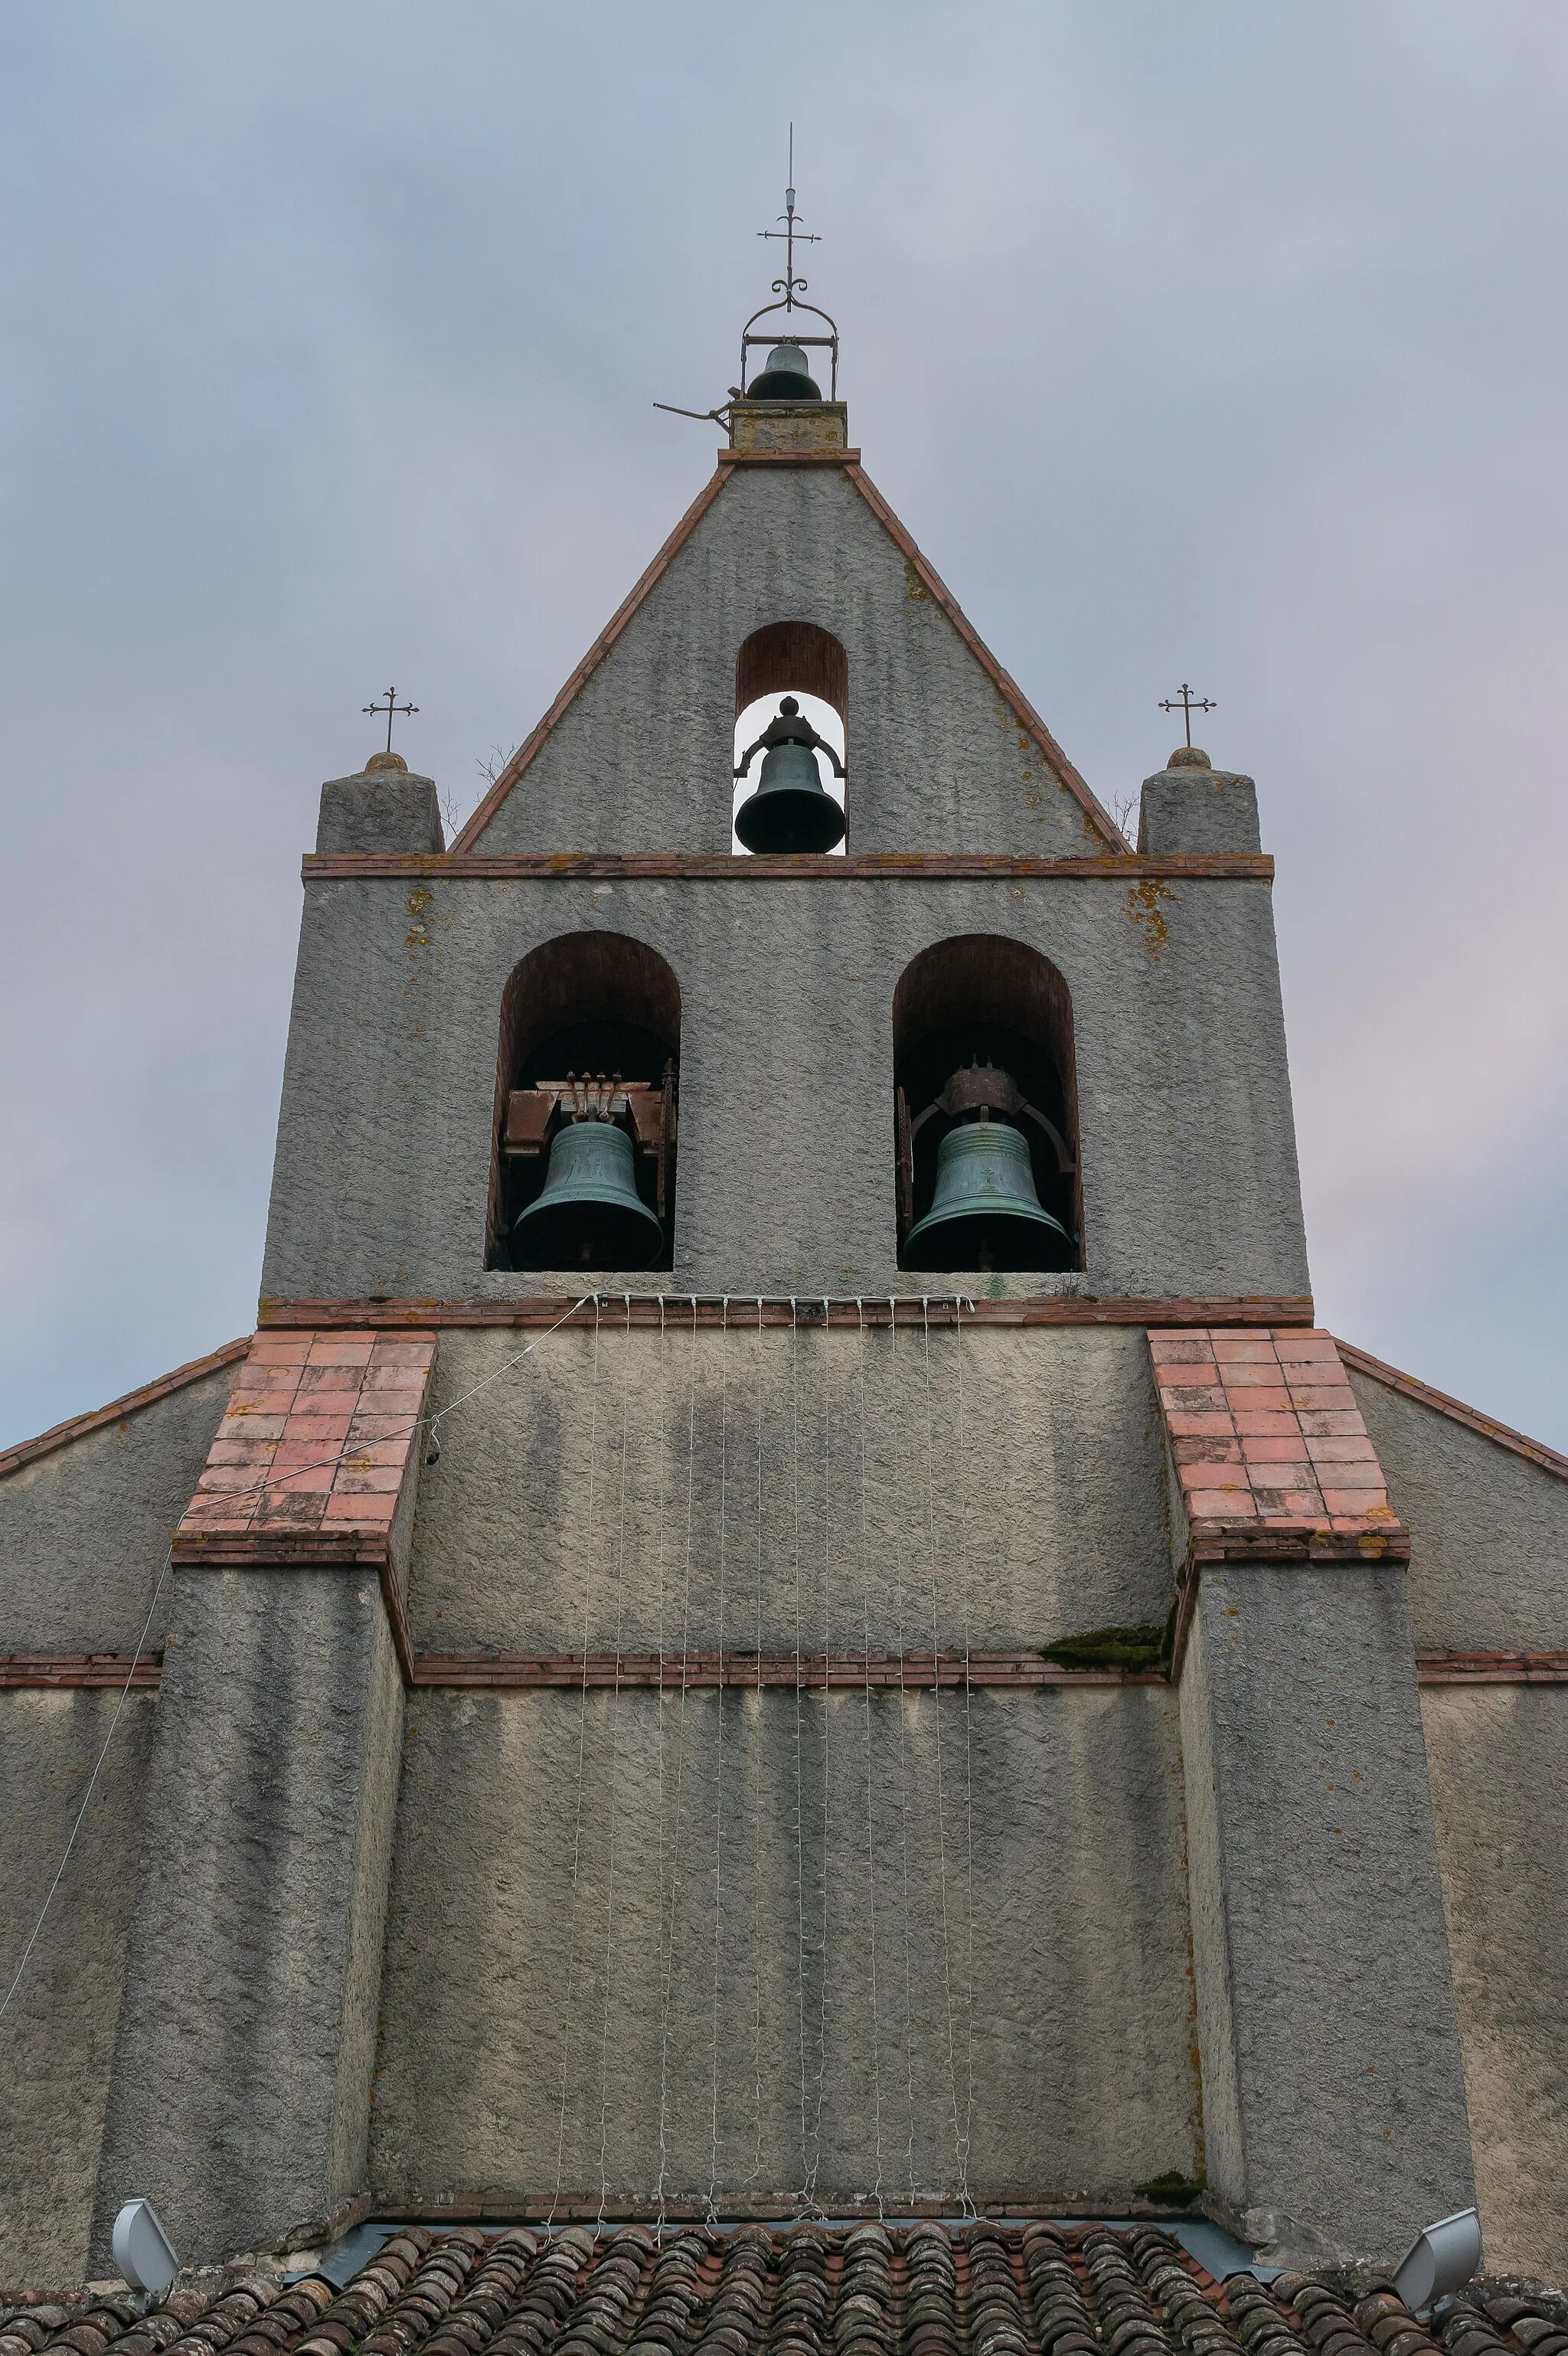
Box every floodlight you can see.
[112,2198,180,2296]
[1392,2207,1481,2309]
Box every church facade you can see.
[2,341,1566,2300]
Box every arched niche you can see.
[733,620,848,855]
[735,619,848,721]
[485,932,681,1271]
[891,934,1082,1273]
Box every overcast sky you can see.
[3,2,1565,1452]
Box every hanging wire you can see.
[922,1293,962,2211]
[0,1280,599,2022]
[789,1296,812,2211]
[890,1299,918,2205]
[706,1295,730,2226]
[805,1293,832,2207]
[749,1296,767,2187]
[656,1295,701,2237]
[549,1291,604,2229]
[857,1299,885,2218]
[953,1293,977,2218]
[0,1546,171,2033]
[594,1294,635,2227]
[652,1294,671,2237]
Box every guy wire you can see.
[652,1293,671,2237]
[890,1297,918,2206]
[706,1294,730,2225]
[658,1295,701,2237]
[548,1290,603,2229]
[857,1299,884,2218]
[789,1296,812,2212]
[923,1292,962,2212]
[806,1292,831,2206]
[954,1292,976,2218]
[749,1296,767,2186]
[594,1293,635,2227]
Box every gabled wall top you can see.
[456,450,1124,858]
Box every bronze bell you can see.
[733,697,846,854]
[511,1119,663,1269]
[903,1116,1072,1272]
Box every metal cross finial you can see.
[363,685,419,755]
[757,124,820,311]
[1158,682,1217,747]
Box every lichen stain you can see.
[406,884,435,949]
[1127,877,1173,959]
[903,557,930,603]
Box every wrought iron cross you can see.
[363,686,419,754]
[757,125,819,309]
[1158,682,1216,747]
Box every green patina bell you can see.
[511,1119,663,1269]
[903,1118,1073,1271]
[734,696,846,854]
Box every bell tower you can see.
[70,186,1481,2289]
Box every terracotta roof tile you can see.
[15,2228,1560,2356]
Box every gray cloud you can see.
[3,0,1563,1447]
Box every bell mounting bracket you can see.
[504,1062,678,1217]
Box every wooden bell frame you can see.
[485,932,681,1270]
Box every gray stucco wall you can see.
[1420,1686,1568,2283]
[261,869,1308,1303]
[0,1689,155,2289]
[90,1567,403,2270]
[370,1681,1197,2214]
[469,462,1115,861]
[1178,1564,1474,2264]
[408,1324,1174,1654]
[1347,1370,1568,1651]
[0,1363,238,1652]
[376,1318,1197,2214]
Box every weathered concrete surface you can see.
[408,1324,1174,1654]
[0,1689,155,2287]
[370,1684,1197,2212]
[1420,1687,1568,2282]
[261,873,1308,1302]
[1179,1565,1474,2266]
[316,767,443,856]
[1138,765,1262,856]
[0,1362,238,1652]
[1347,1368,1568,1650]
[90,1568,403,2269]
[469,464,1116,860]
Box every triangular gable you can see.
[454,456,1125,854]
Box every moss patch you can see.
[1040,1623,1168,1671]
[1135,2169,1206,2209]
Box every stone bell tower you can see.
[22,193,1559,2301]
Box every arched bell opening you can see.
[892,935,1082,1274]
[732,619,848,856]
[485,933,681,1273]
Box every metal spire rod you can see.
[758,123,821,312]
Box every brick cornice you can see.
[256,1294,1316,1333]
[301,849,1273,882]
[723,447,861,465]
[0,1337,250,1483]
